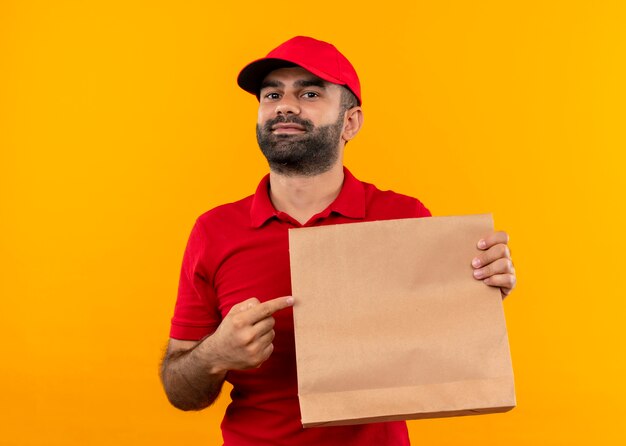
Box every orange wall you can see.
[1,1,625,444]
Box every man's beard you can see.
[256,113,344,177]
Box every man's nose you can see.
[275,97,300,115]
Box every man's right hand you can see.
[160,295,293,410]
[208,296,294,372]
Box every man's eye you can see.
[264,92,280,100]
[302,92,319,98]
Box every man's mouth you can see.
[271,123,306,134]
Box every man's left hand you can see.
[471,231,516,298]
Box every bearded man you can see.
[160,36,516,446]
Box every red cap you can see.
[237,36,362,105]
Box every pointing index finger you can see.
[249,296,294,324]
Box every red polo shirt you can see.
[170,167,431,446]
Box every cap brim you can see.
[237,58,300,98]
[237,57,347,100]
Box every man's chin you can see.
[264,136,308,151]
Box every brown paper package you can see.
[288,214,515,428]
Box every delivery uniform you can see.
[170,167,431,445]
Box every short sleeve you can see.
[415,199,432,217]
[169,219,222,340]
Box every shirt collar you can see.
[250,167,366,228]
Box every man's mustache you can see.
[263,116,315,133]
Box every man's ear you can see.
[342,107,364,142]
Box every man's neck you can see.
[268,163,345,225]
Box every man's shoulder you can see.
[195,194,255,228]
[363,180,422,204]
[360,179,431,219]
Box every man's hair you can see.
[340,86,359,113]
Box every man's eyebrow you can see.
[260,79,284,90]
[259,78,328,91]
[293,78,328,89]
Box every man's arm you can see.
[160,337,227,411]
[160,296,294,411]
